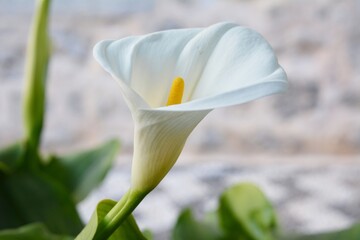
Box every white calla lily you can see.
[94,22,287,192]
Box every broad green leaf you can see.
[0,142,24,173]
[0,177,24,229]
[218,182,277,240]
[44,139,120,202]
[172,208,223,240]
[23,0,51,151]
[281,223,360,240]
[0,223,72,240]
[76,199,147,240]
[0,170,83,236]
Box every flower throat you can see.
[166,77,184,106]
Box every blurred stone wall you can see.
[0,0,359,157]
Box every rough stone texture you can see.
[78,159,360,239]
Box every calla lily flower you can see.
[93,22,287,193]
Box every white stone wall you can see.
[0,0,359,156]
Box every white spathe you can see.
[94,22,288,192]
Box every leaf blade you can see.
[218,182,277,240]
[0,142,24,173]
[45,139,120,202]
[76,199,147,240]
[172,208,223,240]
[0,170,83,236]
[0,223,72,240]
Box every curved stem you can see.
[23,0,51,151]
[94,189,148,240]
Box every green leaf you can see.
[44,139,120,202]
[281,223,360,240]
[23,0,51,151]
[76,199,147,240]
[142,229,154,240]
[0,170,83,236]
[0,223,72,240]
[172,208,224,240]
[218,182,277,240]
[0,142,24,173]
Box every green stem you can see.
[22,140,40,170]
[94,189,148,240]
[23,0,51,152]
